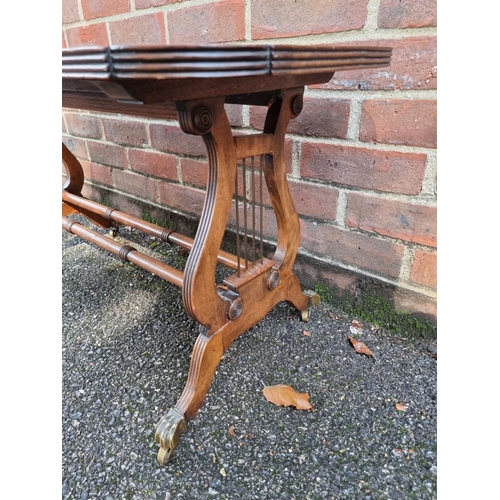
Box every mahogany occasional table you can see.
[62,44,391,464]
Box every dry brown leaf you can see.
[352,319,363,328]
[395,403,408,412]
[302,330,311,337]
[228,425,236,437]
[348,336,374,356]
[263,384,313,410]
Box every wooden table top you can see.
[62,44,391,117]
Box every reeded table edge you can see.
[62,44,392,80]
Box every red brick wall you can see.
[62,0,437,322]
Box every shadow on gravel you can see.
[62,219,437,500]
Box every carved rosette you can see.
[176,102,214,136]
[290,95,304,117]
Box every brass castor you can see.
[154,408,188,465]
[300,290,320,322]
[301,308,311,322]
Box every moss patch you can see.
[314,283,437,341]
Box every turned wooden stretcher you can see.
[62,44,391,464]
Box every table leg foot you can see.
[299,290,321,323]
[154,407,188,465]
[154,327,224,464]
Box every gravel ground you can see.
[62,217,437,500]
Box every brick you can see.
[136,0,182,9]
[378,0,437,28]
[393,288,436,320]
[292,98,350,138]
[102,118,148,148]
[65,23,109,47]
[360,100,437,148]
[158,182,206,218]
[102,191,146,220]
[288,181,339,221]
[63,136,88,160]
[225,104,244,128]
[81,0,129,20]
[109,12,166,45]
[168,0,245,44]
[301,142,426,195]
[150,124,206,157]
[180,158,246,194]
[300,219,404,278]
[62,31,67,48]
[87,141,128,169]
[248,106,266,130]
[63,0,80,24]
[65,114,102,139]
[294,259,357,293]
[313,37,437,91]
[80,159,113,187]
[128,149,178,181]
[112,169,157,200]
[227,203,278,243]
[411,250,437,289]
[180,158,208,188]
[250,98,350,139]
[81,183,94,200]
[251,0,369,39]
[346,193,437,247]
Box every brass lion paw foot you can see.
[300,290,321,322]
[154,408,188,465]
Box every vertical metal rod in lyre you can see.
[251,156,256,264]
[242,158,248,270]
[234,167,241,278]
[259,155,264,264]
[235,155,265,271]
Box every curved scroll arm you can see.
[62,142,112,228]
[263,88,305,275]
[62,143,84,195]
[175,98,236,331]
